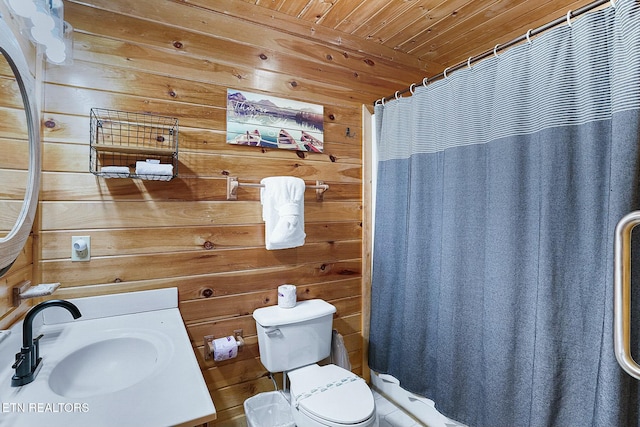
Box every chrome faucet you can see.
[11,300,82,387]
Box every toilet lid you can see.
[290,365,375,424]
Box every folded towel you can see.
[135,161,174,179]
[101,166,130,173]
[19,283,60,299]
[261,176,306,250]
[100,166,130,178]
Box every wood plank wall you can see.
[0,0,604,424]
[0,1,38,327]
[15,0,426,425]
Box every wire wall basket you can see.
[90,108,179,181]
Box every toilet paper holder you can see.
[203,329,245,360]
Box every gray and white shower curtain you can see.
[369,1,640,426]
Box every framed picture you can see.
[226,89,324,153]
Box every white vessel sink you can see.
[0,288,216,427]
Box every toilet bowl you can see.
[288,364,378,427]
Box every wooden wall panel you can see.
[23,0,420,423]
[0,0,37,326]
[0,238,33,326]
[3,0,600,422]
[39,224,362,258]
[40,240,362,287]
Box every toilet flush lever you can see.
[264,327,281,337]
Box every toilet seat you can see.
[288,364,376,425]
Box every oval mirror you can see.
[0,17,41,278]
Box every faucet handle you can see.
[32,334,43,363]
[11,351,27,370]
[32,334,43,345]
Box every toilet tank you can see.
[253,299,337,372]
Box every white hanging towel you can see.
[260,176,306,250]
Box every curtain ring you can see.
[467,57,473,69]
[422,77,429,87]
[381,97,385,106]
[566,10,573,27]
[395,91,401,100]
[409,83,416,95]
[493,44,500,58]
[526,29,533,44]
[610,0,616,7]
[375,99,382,106]
[443,67,450,79]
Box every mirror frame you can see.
[0,16,41,278]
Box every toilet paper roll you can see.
[278,284,297,308]
[212,336,238,362]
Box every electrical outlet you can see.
[71,236,90,261]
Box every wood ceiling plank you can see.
[398,0,504,54]
[316,0,366,29]
[71,0,608,102]
[298,0,337,22]
[276,0,313,16]
[217,0,605,80]
[255,0,287,9]
[415,0,557,61]
[333,0,400,34]
[188,0,431,69]
[426,0,593,66]
[437,0,600,65]
[374,0,472,51]
[348,0,423,39]
[70,0,429,71]
[404,0,532,55]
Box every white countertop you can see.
[0,288,216,427]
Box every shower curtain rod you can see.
[376,0,613,105]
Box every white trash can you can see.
[244,391,295,427]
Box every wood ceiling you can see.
[241,0,600,75]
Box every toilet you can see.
[253,299,378,427]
